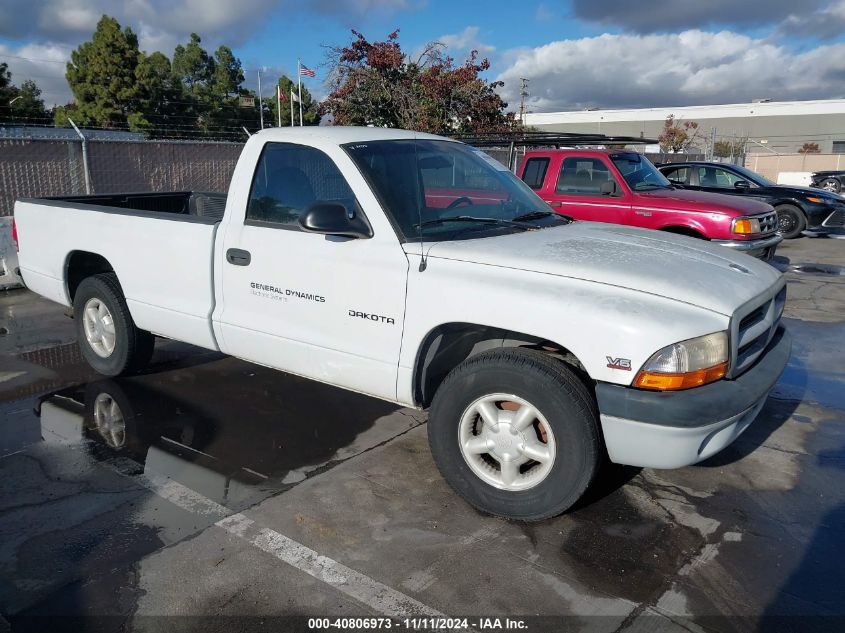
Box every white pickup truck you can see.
[14,127,791,520]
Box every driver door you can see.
[215,142,410,402]
[545,156,630,225]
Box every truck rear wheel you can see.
[73,273,154,376]
[427,348,601,521]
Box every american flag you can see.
[299,63,316,77]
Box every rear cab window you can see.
[522,157,551,189]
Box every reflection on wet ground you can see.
[0,347,424,620]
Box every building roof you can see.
[524,99,845,126]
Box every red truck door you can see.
[540,155,631,225]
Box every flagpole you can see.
[277,84,282,127]
[257,69,264,129]
[290,89,294,126]
[297,58,304,127]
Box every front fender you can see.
[398,254,728,404]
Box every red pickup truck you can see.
[517,149,782,260]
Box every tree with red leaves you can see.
[657,115,701,153]
[321,29,520,134]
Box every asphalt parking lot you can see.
[0,237,844,632]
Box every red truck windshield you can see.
[610,153,673,191]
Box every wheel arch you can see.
[658,225,707,239]
[771,198,808,216]
[411,322,591,408]
[65,250,115,303]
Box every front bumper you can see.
[595,326,791,469]
[711,233,783,261]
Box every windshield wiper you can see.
[413,216,536,231]
[512,210,573,223]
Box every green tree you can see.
[11,80,49,123]
[713,138,747,158]
[0,63,12,107]
[132,51,189,134]
[264,75,320,126]
[212,46,244,98]
[1,64,50,123]
[63,15,143,128]
[172,33,214,100]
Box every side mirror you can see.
[299,202,373,239]
[734,180,751,189]
[600,180,618,196]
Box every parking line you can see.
[100,454,446,618]
[217,513,446,618]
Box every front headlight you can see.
[732,217,761,235]
[634,331,729,390]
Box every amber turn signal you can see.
[634,361,728,391]
[733,219,754,235]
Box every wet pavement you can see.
[0,236,844,632]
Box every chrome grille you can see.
[823,208,845,228]
[758,211,778,234]
[729,282,786,377]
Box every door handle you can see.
[226,248,251,266]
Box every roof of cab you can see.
[251,126,450,145]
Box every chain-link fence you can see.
[0,138,244,217]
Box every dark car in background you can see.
[810,170,845,194]
[658,161,845,239]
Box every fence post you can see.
[68,118,92,194]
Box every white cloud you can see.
[437,26,495,58]
[495,30,845,112]
[570,0,825,32]
[0,42,73,107]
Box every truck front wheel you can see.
[428,348,601,521]
[73,273,154,376]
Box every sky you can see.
[2,0,845,114]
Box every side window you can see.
[698,166,743,189]
[663,166,688,185]
[522,157,550,189]
[555,157,618,195]
[247,143,357,228]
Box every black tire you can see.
[73,273,154,376]
[427,348,601,521]
[775,204,806,239]
[821,178,841,194]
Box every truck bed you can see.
[28,191,228,223]
[14,192,226,351]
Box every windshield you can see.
[343,139,566,241]
[610,152,672,191]
[728,163,774,187]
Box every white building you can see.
[524,99,845,154]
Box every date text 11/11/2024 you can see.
[307,617,528,630]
